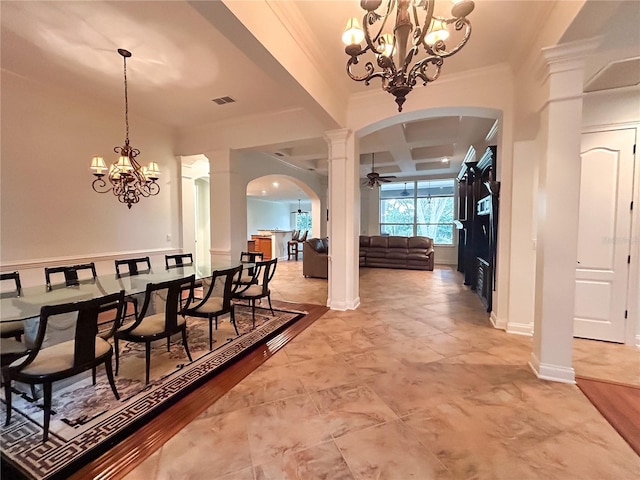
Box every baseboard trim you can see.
[529,352,576,384]
[328,297,361,311]
[636,335,640,348]
[507,322,533,336]
[489,311,506,330]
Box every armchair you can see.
[303,238,328,279]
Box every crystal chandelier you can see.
[90,49,160,209]
[342,0,475,112]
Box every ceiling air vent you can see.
[211,96,236,105]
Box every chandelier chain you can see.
[123,54,129,144]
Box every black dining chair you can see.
[165,253,194,269]
[114,256,152,322]
[233,258,277,328]
[236,251,264,287]
[0,272,24,341]
[2,290,126,442]
[165,253,203,300]
[44,263,97,290]
[184,266,243,350]
[114,275,195,384]
[115,257,152,277]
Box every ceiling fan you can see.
[365,153,396,188]
[292,199,309,214]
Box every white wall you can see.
[1,72,180,286]
[507,140,539,335]
[247,198,292,236]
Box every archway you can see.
[245,174,323,254]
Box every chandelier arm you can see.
[346,58,381,83]
[423,18,472,57]
[147,181,160,196]
[412,0,435,52]
[408,56,443,85]
[92,177,112,194]
[363,1,394,56]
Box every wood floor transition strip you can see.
[576,375,640,456]
[67,302,328,480]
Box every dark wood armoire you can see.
[455,146,499,312]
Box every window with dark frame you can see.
[379,179,455,245]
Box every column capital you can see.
[324,129,352,145]
[542,37,600,75]
[324,129,352,161]
[534,38,601,101]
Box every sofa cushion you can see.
[359,236,371,248]
[370,236,389,248]
[388,236,409,249]
[408,236,432,249]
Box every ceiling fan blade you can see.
[379,178,392,183]
[379,175,397,179]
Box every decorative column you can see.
[325,129,360,310]
[179,160,196,258]
[530,40,596,383]
[206,149,246,265]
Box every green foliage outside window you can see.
[295,212,312,232]
[380,179,455,245]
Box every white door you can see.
[574,129,636,343]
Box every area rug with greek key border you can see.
[0,305,305,480]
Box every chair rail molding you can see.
[1,248,182,271]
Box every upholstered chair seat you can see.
[237,285,263,297]
[121,314,186,337]
[191,296,225,314]
[10,337,111,375]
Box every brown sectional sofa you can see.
[303,237,328,278]
[359,235,434,271]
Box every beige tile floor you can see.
[125,260,639,480]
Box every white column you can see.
[180,160,196,258]
[206,149,246,265]
[325,129,360,310]
[530,41,595,383]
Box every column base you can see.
[529,352,575,384]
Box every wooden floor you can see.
[68,301,328,480]
[576,375,640,456]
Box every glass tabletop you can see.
[0,260,247,323]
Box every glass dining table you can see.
[0,260,246,325]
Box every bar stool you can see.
[287,230,300,260]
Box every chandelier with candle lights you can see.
[90,49,160,209]
[342,0,475,112]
